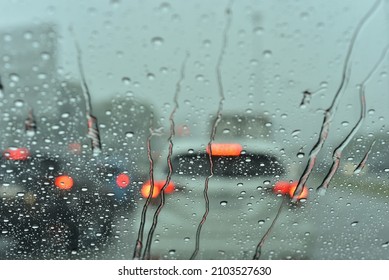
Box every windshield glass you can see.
[0,0,389,261]
[172,152,285,177]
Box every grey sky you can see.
[0,0,388,151]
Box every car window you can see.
[0,0,389,261]
[172,152,285,177]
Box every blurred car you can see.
[135,114,315,259]
[136,139,314,259]
[0,85,164,259]
[0,145,120,258]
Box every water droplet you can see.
[196,75,204,81]
[223,128,230,134]
[188,149,194,154]
[263,50,272,58]
[220,201,227,206]
[147,73,155,80]
[168,249,176,255]
[317,187,326,196]
[151,37,164,47]
[184,237,190,242]
[382,241,389,248]
[351,221,359,227]
[300,12,309,20]
[38,73,47,80]
[258,220,265,225]
[368,109,375,115]
[297,152,305,158]
[203,40,211,47]
[9,73,20,82]
[159,2,171,13]
[41,52,50,60]
[125,132,134,138]
[342,121,349,127]
[14,100,24,107]
[292,130,301,137]
[122,77,131,85]
[254,27,264,35]
[250,59,259,66]
[320,81,328,88]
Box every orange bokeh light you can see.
[55,175,74,190]
[206,143,242,157]
[116,173,130,188]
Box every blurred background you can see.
[0,0,389,260]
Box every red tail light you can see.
[206,143,242,157]
[140,180,175,198]
[55,175,74,190]
[273,181,291,195]
[288,181,309,200]
[3,147,30,161]
[116,173,130,188]
[273,180,308,200]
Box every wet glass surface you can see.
[0,0,389,260]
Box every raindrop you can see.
[203,40,211,47]
[297,152,305,158]
[320,81,328,87]
[122,77,131,85]
[258,220,265,225]
[292,130,301,137]
[38,73,47,80]
[382,242,389,248]
[300,12,309,20]
[254,27,264,35]
[14,100,24,107]
[341,121,349,127]
[250,59,259,66]
[126,132,134,138]
[220,201,228,206]
[351,221,359,227]
[9,73,20,82]
[159,2,171,13]
[168,249,176,255]
[41,52,50,60]
[61,113,70,118]
[223,128,230,134]
[147,73,155,80]
[196,75,204,81]
[151,37,164,47]
[263,50,272,58]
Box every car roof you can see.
[170,138,282,157]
